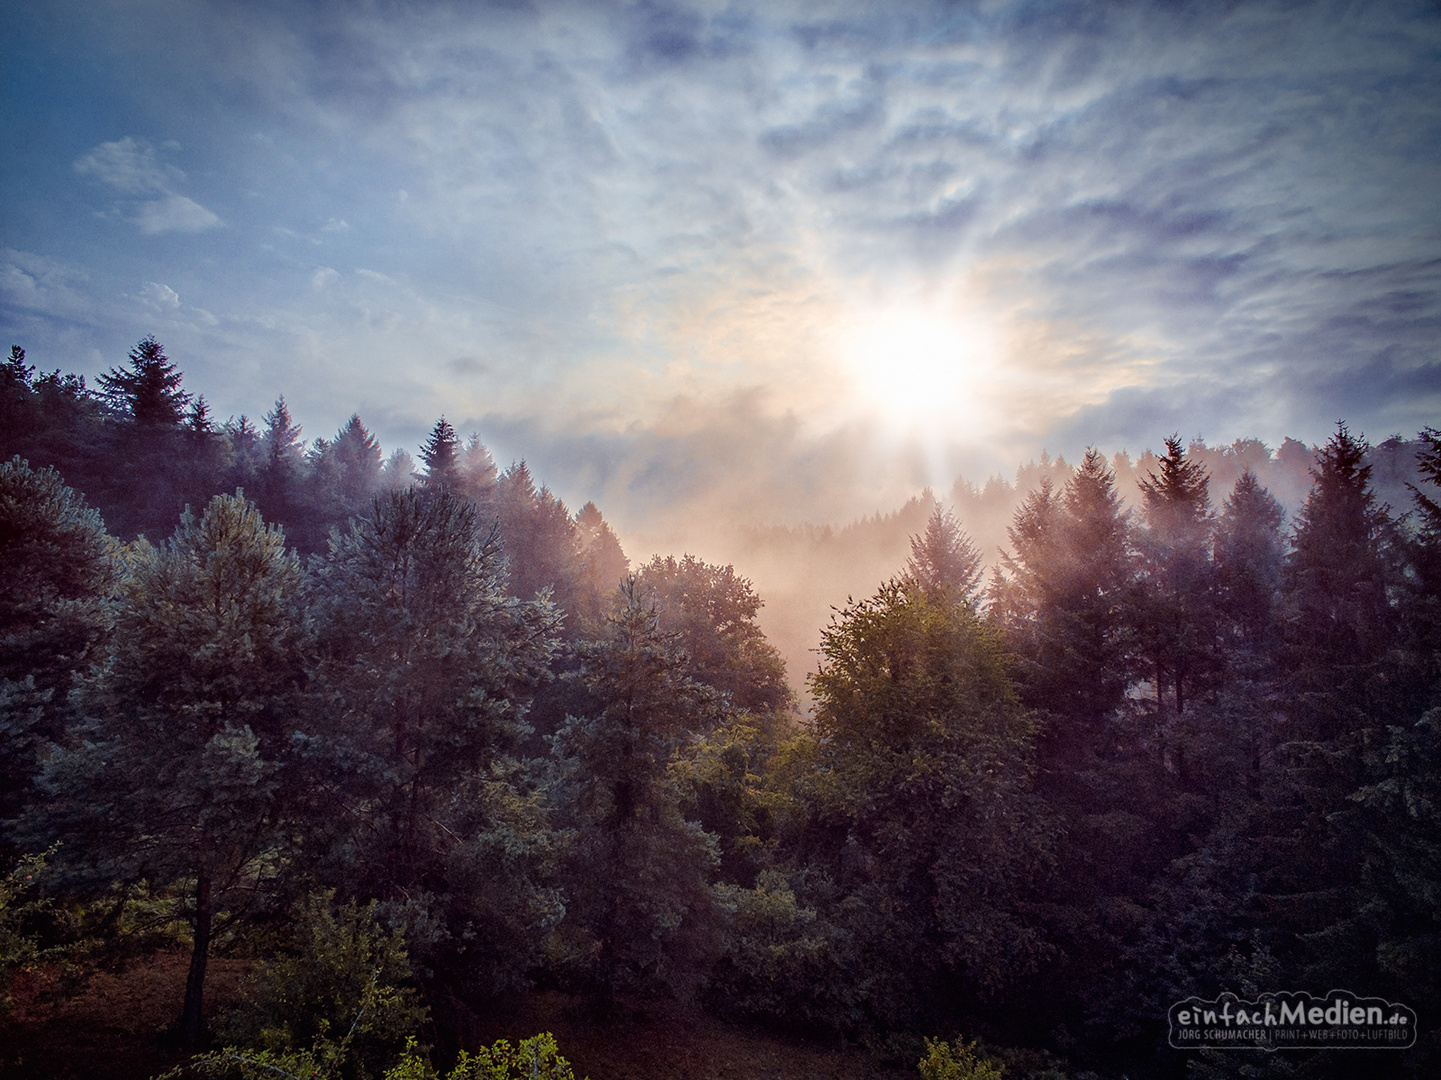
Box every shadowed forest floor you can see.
[0,952,910,1080]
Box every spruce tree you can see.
[419,417,459,490]
[0,458,116,845]
[97,335,190,427]
[1136,435,1216,719]
[904,502,983,601]
[1282,424,1401,742]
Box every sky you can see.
[3,0,1440,560]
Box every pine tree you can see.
[991,449,1137,734]
[262,397,304,476]
[904,502,983,601]
[1136,435,1215,718]
[312,488,559,893]
[328,414,383,512]
[2,346,34,394]
[573,501,629,626]
[458,433,499,506]
[1282,424,1401,742]
[419,417,459,490]
[97,335,190,427]
[495,461,580,612]
[30,494,305,1048]
[1214,469,1285,658]
[0,458,116,843]
[311,487,563,995]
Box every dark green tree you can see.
[313,488,559,889]
[1135,435,1216,720]
[1281,424,1403,743]
[330,415,383,508]
[0,457,116,698]
[550,579,724,1004]
[572,502,629,629]
[0,459,116,841]
[30,493,305,1048]
[1214,469,1286,659]
[990,449,1138,736]
[494,461,579,614]
[419,418,460,491]
[310,488,562,995]
[97,335,190,427]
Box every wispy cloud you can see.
[74,137,222,233]
[3,0,1437,520]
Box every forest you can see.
[1,337,1438,1080]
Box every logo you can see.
[1168,991,1416,1051]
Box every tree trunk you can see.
[180,865,212,1050]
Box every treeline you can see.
[2,338,1439,1080]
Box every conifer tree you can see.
[1214,469,1285,659]
[262,397,304,477]
[1281,424,1401,742]
[573,501,629,626]
[419,417,459,490]
[0,459,116,842]
[495,461,580,612]
[991,449,1137,734]
[1136,435,1215,718]
[904,502,983,601]
[458,432,499,505]
[325,414,383,514]
[97,335,190,427]
[31,493,305,1048]
[311,488,560,902]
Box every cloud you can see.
[74,136,174,195]
[139,281,181,309]
[133,195,222,234]
[7,0,1437,525]
[0,248,97,324]
[74,137,221,233]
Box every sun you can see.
[834,299,1000,434]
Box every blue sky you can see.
[3,0,1439,550]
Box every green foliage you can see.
[216,891,427,1078]
[311,487,560,894]
[29,492,305,1046]
[635,554,794,716]
[0,455,115,690]
[918,1037,1004,1080]
[550,578,724,1000]
[0,850,49,1013]
[989,450,1137,731]
[759,581,1049,1034]
[97,335,190,427]
[384,1033,587,1080]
